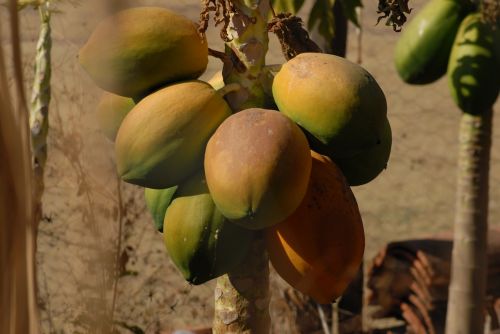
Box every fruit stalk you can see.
[29,2,51,222]
[212,1,271,332]
[445,109,492,334]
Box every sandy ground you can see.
[3,0,500,332]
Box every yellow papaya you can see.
[79,7,208,98]
[204,108,311,230]
[272,53,387,153]
[266,151,365,304]
[116,81,231,188]
[96,92,135,141]
[164,172,254,284]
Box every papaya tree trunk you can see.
[212,1,271,333]
[445,108,492,334]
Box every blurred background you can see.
[2,0,499,332]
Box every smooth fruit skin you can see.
[394,0,472,84]
[272,53,387,153]
[164,172,254,285]
[115,81,231,189]
[95,92,135,141]
[323,117,392,186]
[204,108,312,230]
[144,186,178,232]
[447,13,500,114]
[79,7,208,98]
[266,151,365,304]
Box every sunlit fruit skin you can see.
[79,7,208,98]
[447,13,500,114]
[272,53,387,153]
[163,172,254,285]
[115,81,231,189]
[144,186,178,232]
[316,117,392,186]
[394,0,472,84]
[95,92,135,141]
[266,151,365,304]
[204,108,312,230]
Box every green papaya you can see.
[96,92,135,141]
[332,118,392,186]
[79,7,208,98]
[115,80,232,189]
[394,0,473,84]
[272,53,387,153]
[144,186,178,232]
[447,13,500,114]
[164,172,254,285]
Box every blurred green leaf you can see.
[339,0,363,27]
[308,0,336,41]
[271,0,306,14]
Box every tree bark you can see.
[212,1,271,333]
[445,109,493,334]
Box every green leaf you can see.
[271,0,305,14]
[339,0,363,27]
[308,0,336,42]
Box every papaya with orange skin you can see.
[266,151,365,304]
[204,108,311,230]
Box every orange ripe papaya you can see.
[266,151,365,304]
[204,108,311,230]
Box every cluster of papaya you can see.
[80,6,390,304]
[394,0,499,113]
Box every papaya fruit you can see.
[266,151,365,304]
[315,117,392,186]
[115,80,231,189]
[204,108,311,230]
[207,70,224,90]
[144,186,178,232]
[164,172,254,285]
[272,53,387,153]
[447,13,500,114]
[96,92,135,141]
[79,7,208,98]
[394,0,472,84]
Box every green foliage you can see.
[271,0,362,41]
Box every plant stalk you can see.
[445,109,492,334]
[30,2,51,223]
[212,1,271,333]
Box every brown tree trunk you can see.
[212,1,271,333]
[445,109,493,334]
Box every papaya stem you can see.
[217,83,242,97]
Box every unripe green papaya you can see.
[144,186,178,232]
[272,53,387,153]
[394,0,472,84]
[79,7,208,98]
[333,118,392,186]
[164,172,254,285]
[448,13,500,114]
[96,92,135,141]
[204,108,312,230]
[115,80,231,189]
